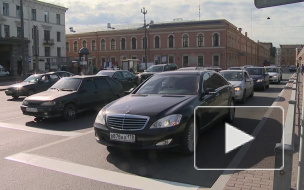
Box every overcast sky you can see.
[41,0,304,48]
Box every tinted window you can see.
[146,65,164,72]
[113,72,123,79]
[49,74,60,81]
[51,78,82,91]
[122,71,134,79]
[246,68,264,75]
[220,71,243,81]
[24,75,40,83]
[106,77,122,88]
[96,71,115,77]
[40,75,50,83]
[204,73,228,90]
[81,79,96,92]
[94,78,110,90]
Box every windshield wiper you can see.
[61,88,74,91]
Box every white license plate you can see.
[26,108,38,112]
[110,133,135,143]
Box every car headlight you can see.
[95,109,106,125]
[257,79,264,82]
[273,75,278,78]
[234,86,241,92]
[22,100,28,106]
[150,114,182,129]
[41,101,56,106]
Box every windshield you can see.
[96,71,115,77]
[136,74,198,95]
[23,75,40,83]
[266,68,278,72]
[146,65,164,72]
[221,71,243,81]
[246,68,263,75]
[50,78,82,91]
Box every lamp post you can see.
[20,0,26,74]
[141,7,147,70]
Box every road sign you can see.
[300,57,302,60]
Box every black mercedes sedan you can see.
[94,70,235,155]
[21,75,124,121]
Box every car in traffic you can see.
[0,67,9,77]
[94,70,235,155]
[5,73,60,98]
[245,67,270,91]
[289,65,297,72]
[96,70,139,91]
[138,63,178,82]
[48,71,75,78]
[265,66,282,83]
[220,70,254,103]
[21,75,124,121]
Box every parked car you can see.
[94,70,235,155]
[48,71,75,78]
[220,70,254,103]
[289,65,297,72]
[0,67,9,77]
[138,63,178,83]
[178,67,205,70]
[20,75,124,121]
[5,73,60,98]
[245,67,270,91]
[96,70,139,91]
[265,66,282,83]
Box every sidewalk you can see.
[207,73,302,190]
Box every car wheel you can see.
[28,89,35,96]
[225,100,235,123]
[12,95,19,99]
[241,90,246,104]
[62,103,77,121]
[180,120,197,155]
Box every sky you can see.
[40,0,304,48]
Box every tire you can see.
[12,95,19,99]
[28,89,35,96]
[225,100,235,123]
[180,120,197,156]
[62,103,77,121]
[241,90,246,104]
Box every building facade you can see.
[66,19,271,72]
[0,0,68,75]
[275,48,281,66]
[280,44,303,66]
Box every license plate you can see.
[110,133,135,143]
[26,108,38,112]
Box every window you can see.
[45,47,50,57]
[182,34,189,47]
[56,14,60,25]
[198,56,204,66]
[121,38,126,50]
[4,25,9,37]
[101,39,106,51]
[17,27,21,38]
[57,47,61,57]
[82,40,87,48]
[155,36,160,48]
[92,40,96,51]
[94,78,110,90]
[213,33,219,47]
[143,37,147,49]
[169,35,174,48]
[3,3,9,16]
[183,56,188,67]
[132,37,137,49]
[111,38,116,50]
[113,72,123,80]
[44,11,49,22]
[198,34,204,47]
[31,9,36,20]
[81,79,96,92]
[169,55,174,63]
[57,32,61,42]
[66,42,70,52]
[16,5,21,18]
[213,55,220,66]
[73,41,78,52]
[44,30,50,40]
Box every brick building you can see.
[66,19,271,72]
[281,44,303,66]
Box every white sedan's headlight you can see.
[234,86,241,92]
[41,101,56,106]
[95,109,106,125]
[273,75,278,78]
[150,114,182,129]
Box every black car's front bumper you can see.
[21,105,64,118]
[5,88,27,97]
[94,122,186,149]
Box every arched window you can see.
[155,36,160,48]
[111,38,116,50]
[73,41,77,52]
[121,38,126,50]
[132,37,137,49]
[66,42,70,52]
[101,39,106,51]
[82,40,87,48]
[197,34,204,47]
[213,33,219,47]
[92,40,96,51]
[168,35,174,48]
[182,34,189,47]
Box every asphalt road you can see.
[0,68,294,190]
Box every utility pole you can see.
[20,0,26,74]
[141,7,147,70]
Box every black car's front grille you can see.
[28,101,42,106]
[106,114,149,131]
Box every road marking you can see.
[6,153,199,190]
[0,122,81,137]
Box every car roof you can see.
[157,70,212,76]
[67,75,109,79]
[246,67,264,69]
[220,70,246,72]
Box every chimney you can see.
[238,28,242,33]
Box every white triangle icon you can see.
[225,123,255,154]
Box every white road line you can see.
[6,153,199,190]
[0,122,81,137]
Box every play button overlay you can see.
[225,123,254,154]
[194,106,284,170]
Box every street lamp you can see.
[141,7,147,70]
